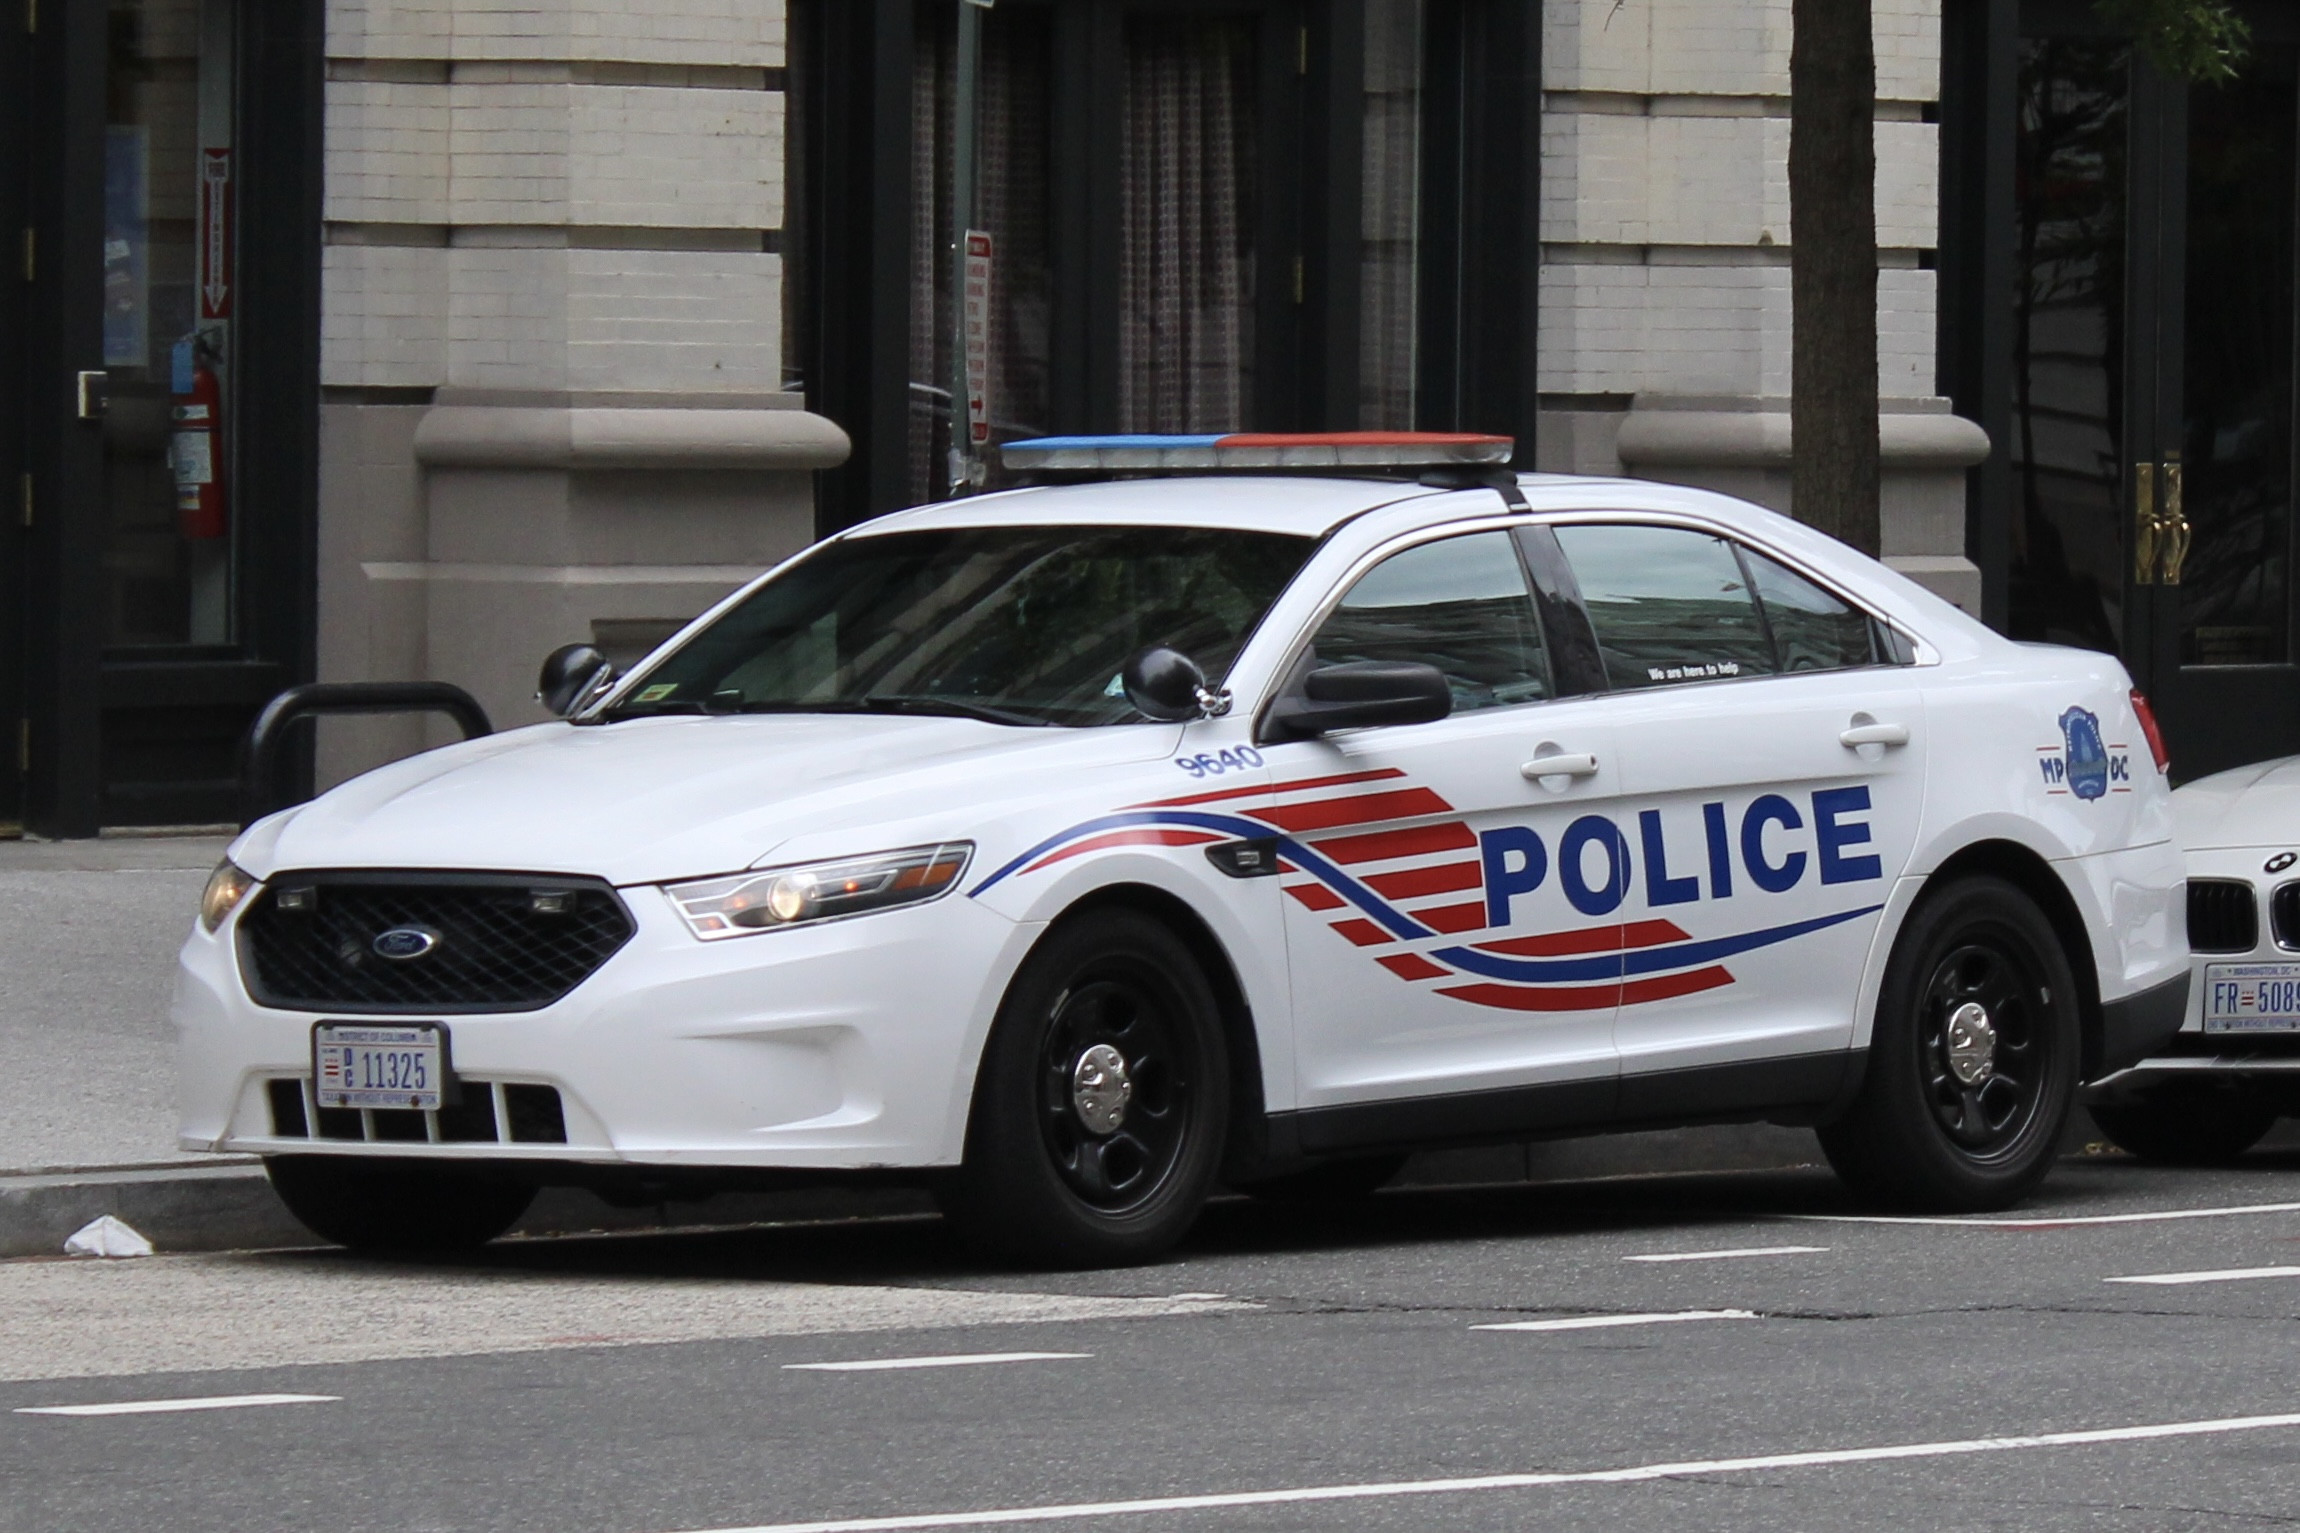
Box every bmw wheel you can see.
[939,909,1229,1267]
[2092,1089,2280,1166]
[1818,875,2079,1211]
[266,1156,536,1253]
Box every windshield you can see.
[603,524,1314,726]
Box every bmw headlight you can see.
[664,842,973,940]
[199,860,258,932]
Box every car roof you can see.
[842,472,1789,541]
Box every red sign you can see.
[199,149,232,320]
[963,230,992,447]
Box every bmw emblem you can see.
[2269,852,2298,874]
[372,925,442,961]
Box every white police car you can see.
[2087,757,2300,1163]
[176,434,2189,1264]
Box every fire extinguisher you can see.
[171,342,227,540]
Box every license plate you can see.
[2203,963,2300,1033]
[314,1023,446,1110]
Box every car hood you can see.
[2175,754,2300,852]
[235,713,1183,887]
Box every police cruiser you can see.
[176,433,2189,1264]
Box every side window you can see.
[1309,531,1550,711]
[1552,524,1777,690]
[1741,548,1881,672]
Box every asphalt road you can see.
[8,1154,2300,1532]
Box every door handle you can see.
[1521,751,1599,781]
[76,370,107,421]
[1840,722,1909,749]
[2160,460,2191,586]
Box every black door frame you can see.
[17,0,321,836]
[0,0,31,832]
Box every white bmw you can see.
[176,435,2189,1264]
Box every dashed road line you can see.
[1473,1310,1757,1334]
[14,1394,338,1418]
[666,1410,2300,1532]
[784,1353,1092,1374]
[1623,1245,1827,1264]
[2105,1266,2300,1287]
[1790,1202,2300,1230]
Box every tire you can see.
[265,1155,535,1253]
[1234,1154,1408,1203]
[1818,875,2080,1211]
[2091,1091,2280,1166]
[938,909,1230,1267]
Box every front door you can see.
[2010,6,2300,777]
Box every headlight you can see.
[664,842,973,940]
[199,860,258,932]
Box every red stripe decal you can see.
[1023,828,1219,872]
[1331,918,1392,948]
[1250,787,1453,832]
[1284,882,1347,912]
[1621,966,1734,1005]
[1414,900,1489,934]
[1436,982,1620,1012]
[1365,861,1483,899]
[1378,953,1450,981]
[1130,768,1404,809]
[1476,919,1691,957]
[1311,821,1480,865]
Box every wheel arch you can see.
[1914,839,2109,1080]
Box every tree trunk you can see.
[1790,0,1881,556]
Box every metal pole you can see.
[948,0,989,495]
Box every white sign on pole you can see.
[963,230,993,449]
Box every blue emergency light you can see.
[999,431,1513,473]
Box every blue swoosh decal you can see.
[1431,904,1885,985]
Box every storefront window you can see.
[103,0,235,647]
[1360,0,1422,429]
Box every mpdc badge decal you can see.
[2057,706,2109,801]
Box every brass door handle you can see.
[2133,461,2160,585]
[2160,461,2191,585]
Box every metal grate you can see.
[238,872,634,1014]
[2189,879,2260,954]
[2274,883,2300,951]
[266,1076,566,1144]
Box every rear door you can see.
[1546,521,1927,1112]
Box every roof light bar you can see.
[999,431,1513,473]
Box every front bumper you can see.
[174,878,1034,1170]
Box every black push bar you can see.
[239,682,493,828]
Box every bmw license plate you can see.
[2203,963,2300,1033]
[314,1023,446,1110]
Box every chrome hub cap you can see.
[1945,1001,1998,1086]
[1070,1043,1133,1135]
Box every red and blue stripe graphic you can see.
[971,770,1882,1013]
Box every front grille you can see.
[266,1077,568,1143]
[238,872,634,1013]
[2189,878,2260,954]
[2275,883,2300,950]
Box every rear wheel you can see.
[1819,876,2079,1211]
[938,910,1229,1267]
[265,1156,535,1253]
[2091,1091,2280,1165]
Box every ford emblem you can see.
[2268,852,2298,874]
[372,925,442,961]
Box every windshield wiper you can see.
[861,695,1049,726]
[598,699,735,721]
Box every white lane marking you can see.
[1623,1245,1827,1264]
[1790,1201,2300,1229]
[1474,1310,1757,1334]
[669,1411,2300,1533]
[14,1393,338,1418]
[2106,1266,2300,1287]
[784,1352,1091,1374]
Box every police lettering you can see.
[1478,785,1883,926]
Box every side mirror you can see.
[1267,661,1452,739]
[1123,645,1208,722]
[537,643,614,718]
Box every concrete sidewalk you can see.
[0,832,1946,1258]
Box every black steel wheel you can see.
[939,909,1229,1266]
[1819,875,2079,1210]
[2092,1089,2280,1166]
[265,1155,535,1253]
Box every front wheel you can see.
[266,1155,535,1253]
[1819,876,2080,1211]
[938,910,1230,1267]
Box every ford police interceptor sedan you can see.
[176,434,2190,1264]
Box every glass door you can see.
[2010,8,2300,778]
